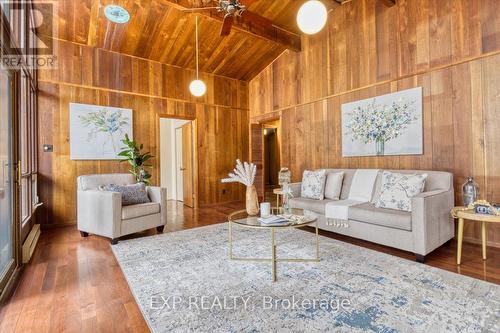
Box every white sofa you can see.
[288,169,455,262]
[77,174,167,244]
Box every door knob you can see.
[180,167,186,171]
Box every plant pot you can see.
[246,185,259,216]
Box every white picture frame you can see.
[341,87,423,157]
[70,103,133,160]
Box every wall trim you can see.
[38,80,249,111]
[40,222,76,229]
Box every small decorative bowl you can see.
[475,204,500,215]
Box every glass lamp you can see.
[462,177,479,206]
[278,168,291,186]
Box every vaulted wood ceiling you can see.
[38,0,333,80]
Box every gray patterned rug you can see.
[111,223,499,333]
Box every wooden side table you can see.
[451,207,500,265]
[273,188,284,208]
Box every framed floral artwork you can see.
[70,103,133,160]
[341,87,423,157]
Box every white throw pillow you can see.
[376,172,428,212]
[324,172,344,200]
[301,170,327,200]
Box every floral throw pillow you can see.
[375,172,428,212]
[100,183,150,206]
[301,170,327,200]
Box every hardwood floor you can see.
[1,200,499,333]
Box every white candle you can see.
[260,202,271,217]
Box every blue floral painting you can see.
[70,103,133,160]
[341,87,423,157]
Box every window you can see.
[4,3,39,227]
[19,74,37,226]
[0,0,39,291]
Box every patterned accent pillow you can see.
[100,183,150,206]
[376,172,428,212]
[301,170,327,200]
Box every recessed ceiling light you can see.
[104,5,130,24]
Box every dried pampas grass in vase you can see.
[221,159,259,215]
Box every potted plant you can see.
[118,134,154,185]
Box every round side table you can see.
[273,188,284,208]
[451,207,500,265]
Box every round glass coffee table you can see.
[228,208,319,282]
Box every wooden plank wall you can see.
[248,0,500,247]
[38,40,249,226]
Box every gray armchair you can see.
[77,174,167,244]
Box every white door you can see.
[174,127,184,201]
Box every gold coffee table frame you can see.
[228,208,319,282]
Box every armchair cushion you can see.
[122,202,160,220]
[100,183,150,206]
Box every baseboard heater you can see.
[22,224,41,264]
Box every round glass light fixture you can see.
[104,5,130,24]
[189,16,207,97]
[297,0,328,35]
[189,79,207,97]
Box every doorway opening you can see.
[159,118,197,208]
[264,128,280,188]
[250,119,281,203]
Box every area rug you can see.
[112,223,499,333]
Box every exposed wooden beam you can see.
[159,0,301,52]
[379,0,396,7]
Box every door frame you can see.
[250,117,282,202]
[179,122,195,208]
[174,126,183,201]
[0,68,21,303]
[156,115,199,209]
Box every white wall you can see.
[160,118,190,200]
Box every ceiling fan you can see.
[182,0,270,36]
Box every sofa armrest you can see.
[288,182,302,198]
[411,189,455,255]
[77,190,122,238]
[147,186,167,226]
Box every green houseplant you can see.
[118,134,154,185]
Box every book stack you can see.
[258,215,289,226]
